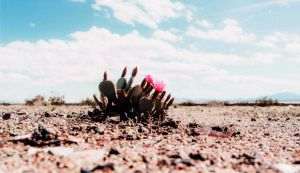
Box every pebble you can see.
[2,113,11,120]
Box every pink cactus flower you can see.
[154,81,165,93]
[145,74,154,85]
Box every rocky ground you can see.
[0,105,300,173]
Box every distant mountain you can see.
[266,92,300,101]
[176,92,300,103]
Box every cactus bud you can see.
[164,94,171,104]
[121,67,127,77]
[132,66,138,77]
[103,71,107,81]
[125,67,138,91]
[166,98,174,109]
[141,78,146,88]
[158,91,166,101]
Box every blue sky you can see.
[1,0,300,102]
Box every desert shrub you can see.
[206,100,227,107]
[0,102,11,106]
[178,101,199,106]
[80,98,96,106]
[229,101,252,106]
[48,96,65,106]
[25,100,34,106]
[25,95,47,106]
[255,97,279,106]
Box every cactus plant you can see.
[93,67,174,123]
[116,67,127,89]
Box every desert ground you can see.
[0,105,300,173]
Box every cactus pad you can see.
[138,97,154,113]
[116,78,127,89]
[99,80,117,102]
[128,85,143,106]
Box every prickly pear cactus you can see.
[99,80,117,103]
[93,66,174,123]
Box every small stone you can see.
[160,118,178,128]
[86,126,101,134]
[181,159,193,166]
[189,152,205,161]
[2,113,11,120]
[293,160,300,164]
[108,148,120,156]
[264,133,270,136]
[44,112,51,117]
[187,122,200,128]
[211,126,228,132]
[80,169,92,173]
[168,153,181,159]
[157,159,168,168]
[16,112,26,115]
[32,124,57,141]
[90,163,114,172]
[134,170,142,173]
[232,131,241,137]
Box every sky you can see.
[0,0,300,102]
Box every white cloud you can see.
[1,26,299,102]
[187,19,256,43]
[232,0,300,13]
[92,0,188,28]
[286,42,300,53]
[152,30,181,43]
[195,20,213,29]
[258,32,300,55]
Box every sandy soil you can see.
[0,105,300,173]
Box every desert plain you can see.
[0,105,300,173]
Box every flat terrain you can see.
[0,105,300,173]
